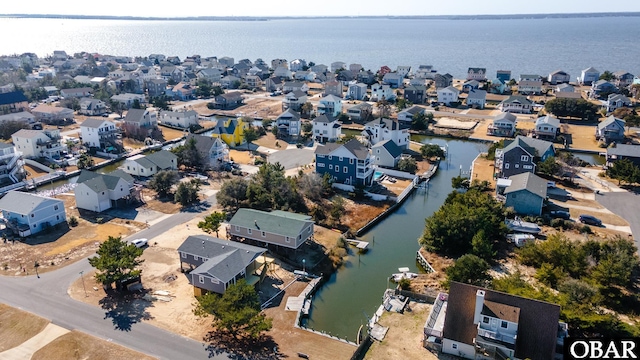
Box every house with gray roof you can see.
[487,112,517,137]
[185,133,229,170]
[74,170,134,213]
[606,144,640,168]
[397,105,425,123]
[346,102,372,123]
[315,138,374,186]
[371,139,403,168]
[495,136,555,178]
[228,209,314,250]
[159,109,198,129]
[0,191,66,237]
[502,172,548,216]
[276,109,301,138]
[466,89,487,109]
[122,150,177,177]
[312,114,341,143]
[212,92,244,110]
[498,95,533,114]
[595,115,626,144]
[362,118,410,149]
[605,93,631,113]
[178,235,266,296]
[533,115,561,140]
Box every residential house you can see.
[0,191,66,237]
[146,78,168,97]
[31,104,74,123]
[371,139,403,169]
[519,74,542,82]
[409,78,426,87]
[357,70,376,85]
[218,56,234,67]
[0,111,35,124]
[264,77,284,92]
[498,96,533,114]
[595,115,626,144]
[228,208,314,250]
[11,129,63,159]
[378,66,392,77]
[349,63,363,73]
[382,72,404,88]
[210,117,249,147]
[370,84,396,102]
[122,150,178,177]
[74,170,134,213]
[554,83,574,93]
[293,70,314,81]
[487,112,517,137]
[317,94,343,118]
[436,86,460,105]
[315,138,374,186]
[462,80,480,93]
[78,98,107,116]
[184,133,229,169]
[80,118,120,150]
[346,102,372,123]
[589,80,617,99]
[518,80,543,95]
[414,65,436,79]
[434,73,453,89]
[310,64,328,74]
[324,81,343,97]
[289,59,307,72]
[533,115,561,140]
[178,235,266,296]
[613,71,634,88]
[362,118,410,149]
[60,87,93,98]
[220,75,241,89]
[282,90,307,112]
[467,68,487,81]
[606,94,631,113]
[502,172,548,216]
[606,144,640,168]
[496,70,511,83]
[441,282,562,360]
[196,68,222,83]
[282,81,308,93]
[0,143,25,185]
[495,136,555,178]
[347,83,367,100]
[160,66,182,83]
[212,92,244,110]
[275,109,301,138]
[547,70,570,85]
[331,61,346,72]
[111,93,145,108]
[404,85,426,104]
[273,66,293,80]
[160,109,198,129]
[466,89,487,109]
[271,59,288,70]
[122,108,158,136]
[312,114,341,143]
[489,78,507,94]
[243,75,262,89]
[336,70,356,84]
[579,67,600,85]
[0,91,29,114]
[397,105,425,124]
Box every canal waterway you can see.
[304,137,488,341]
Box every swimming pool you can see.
[373,171,384,181]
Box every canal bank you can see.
[303,137,488,341]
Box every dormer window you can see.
[483,316,489,324]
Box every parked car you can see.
[579,215,602,226]
[549,210,570,220]
[130,238,148,248]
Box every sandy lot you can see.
[229,149,256,165]
[433,117,477,130]
[364,302,437,360]
[563,123,601,152]
[254,132,288,150]
[471,155,496,190]
[159,126,188,141]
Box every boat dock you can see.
[345,238,369,250]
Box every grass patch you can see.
[0,303,49,352]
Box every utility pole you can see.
[80,271,87,297]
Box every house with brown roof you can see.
[212,92,244,110]
[440,282,563,360]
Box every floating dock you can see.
[345,238,369,250]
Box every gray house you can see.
[595,116,626,144]
[606,144,640,168]
[372,139,403,169]
[495,136,555,178]
[178,235,266,296]
[228,209,314,250]
[503,173,547,216]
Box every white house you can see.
[159,109,198,129]
[397,105,425,124]
[547,70,570,85]
[11,129,63,159]
[80,118,119,149]
[110,93,146,108]
[498,95,533,114]
[554,83,574,93]
[437,86,460,105]
[122,150,178,177]
[370,84,396,102]
[317,94,343,118]
[185,134,229,170]
[273,66,293,80]
[78,98,108,116]
[362,118,410,149]
[466,89,487,109]
[0,143,25,185]
[396,66,412,78]
[74,170,134,213]
[276,109,301,138]
[312,114,342,143]
[0,191,66,237]
[533,115,561,140]
[579,67,600,85]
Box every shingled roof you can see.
[504,172,548,199]
[228,209,312,239]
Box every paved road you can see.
[595,191,640,255]
[0,194,225,360]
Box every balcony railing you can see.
[477,325,516,345]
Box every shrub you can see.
[550,218,564,228]
[254,157,265,165]
[398,278,411,290]
[96,217,104,224]
[580,225,593,234]
[68,216,79,227]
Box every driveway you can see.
[267,148,315,170]
[596,191,640,255]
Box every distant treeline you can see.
[1,12,640,21]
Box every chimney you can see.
[473,289,485,324]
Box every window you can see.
[248,229,252,234]
[54,205,59,211]
[523,165,533,170]
[452,343,458,350]
[261,231,265,237]
[285,237,290,243]
[521,155,529,161]
[211,278,219,284]
[199,276,205,284]
[501,321,508,328]
[343,166,348,173]
[483,316,490,324]
[317,163,325,168]
[339,157,343,162]
[33,224,37,228]
[235,225,239,231]
[56,215,59,220]
[31,214,34,218]
[349,158,353,164]
[505,163,510,169]
[329,164,333,170]
[328,156,332,160]
[181,252,186,258]
[515,164,520,168]
[194,256,199,261]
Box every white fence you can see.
[376,167,418,180]
[331,183,389,201]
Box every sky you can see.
[3,0,640,17]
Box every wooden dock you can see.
[345,238,369,250]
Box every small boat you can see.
[506,233,536,247]
[391,267,418,282]
[505,217,541,234]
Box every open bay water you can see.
[2,16,640,79]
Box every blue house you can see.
[315,139,374,186]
